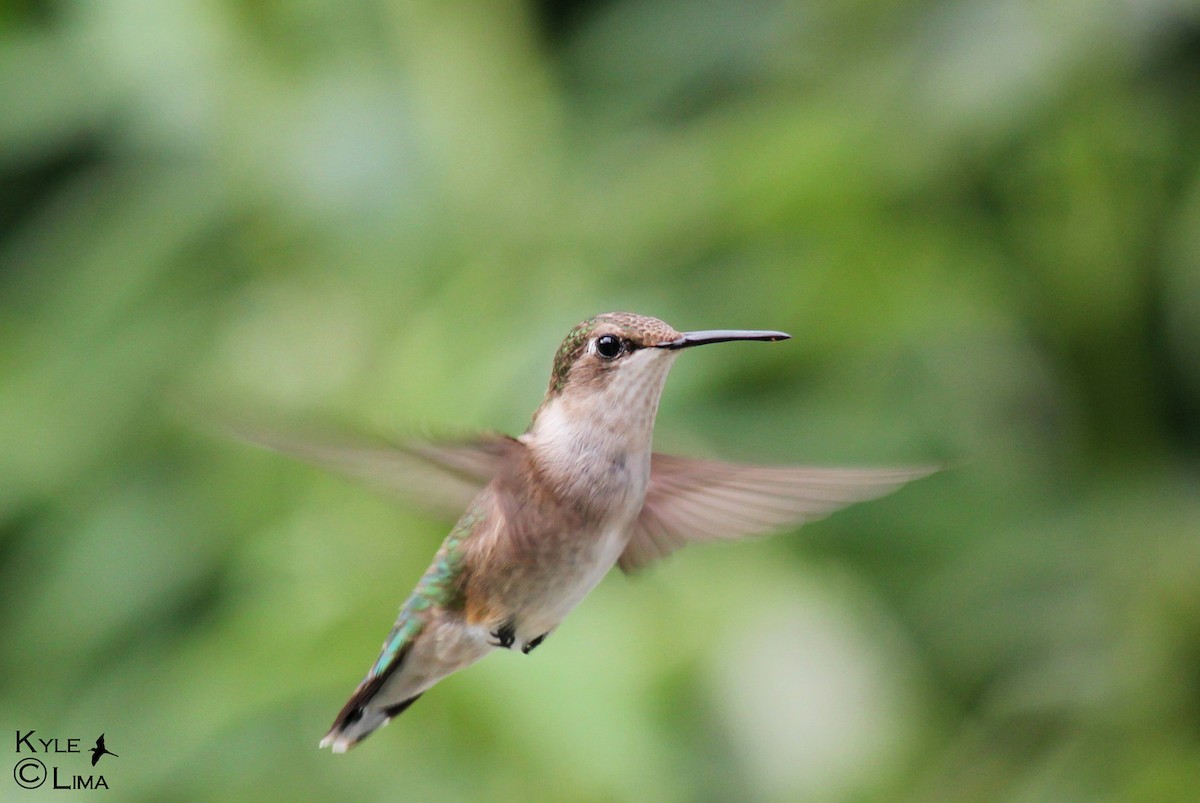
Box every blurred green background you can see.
[3,0,1200,800]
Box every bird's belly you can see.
[511,522,630,638]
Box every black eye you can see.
[595,334,623,359]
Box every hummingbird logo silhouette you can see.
[234,312,936,752]
[89,733,117,766]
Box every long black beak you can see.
[657,329,791,350]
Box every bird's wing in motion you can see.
[620,455,937,572]
[224,419,519,519]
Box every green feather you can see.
[548,318,595,395]
[367,502,485,679]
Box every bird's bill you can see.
[658,329,791,349]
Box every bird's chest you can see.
[503,450,649,630]
[533,450,646,569]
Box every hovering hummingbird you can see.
[236,312,934,752]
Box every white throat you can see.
[522,348,678,516]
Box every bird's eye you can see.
[595,334,623,359]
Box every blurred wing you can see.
[225,419,520,519]
[619,454,937,572]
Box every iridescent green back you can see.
[366,501,486,679]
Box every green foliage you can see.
[2,0,1199,800]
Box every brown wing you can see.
[223,417,520,519]
[619,454,937,572]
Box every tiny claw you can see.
[521,633,548,654]
[490,620,517,649]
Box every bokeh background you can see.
[3,0,1200,800]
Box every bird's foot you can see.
[489,620,517,649]
[521,633,548,655]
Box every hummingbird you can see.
[234,312,934,752]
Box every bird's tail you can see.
[321,601,431,753]
[319,682,423,753]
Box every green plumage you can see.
[368,503,484,678]
[548,319,595,395]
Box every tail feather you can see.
[320,689,424,753]
[320,641,420,753]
